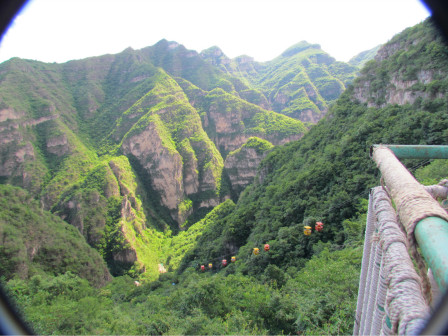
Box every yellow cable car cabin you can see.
[304,225,312,235]
[253,247,260,255]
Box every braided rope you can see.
[363,234,382,336]
[370,245,384,335]
[355,182,434,335]
[373,187,429,335]
[360,232,378,335]
[375,266,387,335]
[354,190,377,335]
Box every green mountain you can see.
[201,41,359,123]
[348,44,382,68]
[0,39,313,278]
[2,18,448,335]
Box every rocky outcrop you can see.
[122,119,186,222]
[206,97,249,152]
[238,89,271,110]
[178,139,200,195]
[0,107,24,122]
[352,20,446,107]
[53,158,148,276]
[200,46,231,67]
[353,66,443,107]
[46,134,71,156]
[0,108,34,172]
[0,185,112,287]
[112,246,137,266]
[224,137,274,198]
[202,89,307,156]
[0,107,49,194]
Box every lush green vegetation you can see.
[0,184,110,286]
[227,137,274,157]
[4,244,362,335]
[1,17,448,336]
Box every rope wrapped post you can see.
[372,145,448,292]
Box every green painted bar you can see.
[414,217,448,291]
[371,145,448,159]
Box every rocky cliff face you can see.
[224,137,274,198]
[121,119,188,223]
[189,87,307,157]
[200,47,261,79]
[353,68,444,107]
[351,20,448,108]
[0,116,35,178]
[116,75,224,226]
[52,155,168,277]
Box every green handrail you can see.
[370,144,448,159]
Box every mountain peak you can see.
[281,41,321,57]
[200,46,226,57]
[153,39,183,51]
[199,46,231,67]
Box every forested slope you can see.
[179,18,448,276]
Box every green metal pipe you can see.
[370,145,448,159]
[372,145,448,292]
[415,217,448,291]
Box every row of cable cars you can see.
[200,222,324,271]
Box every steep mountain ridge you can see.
[0,39,314,276]
[200,41,359,123]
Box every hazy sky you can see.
[0,0,430,64]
